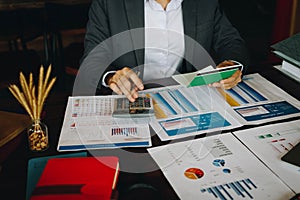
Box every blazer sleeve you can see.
[211,1,250,72]
[81,0,110,62]
[73,0,116,94]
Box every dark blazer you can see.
[80,0,249,89]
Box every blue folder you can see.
[26,152,87,200]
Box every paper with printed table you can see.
[57,95,153,151]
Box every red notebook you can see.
[30,156,119,200]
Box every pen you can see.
[242,77,254,81]
[134,67,141,79]
[130,68,139,92]
[131,67,143,92]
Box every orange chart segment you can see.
[217,88,240,107]
[146,93,167,119]
[184,168,204,180]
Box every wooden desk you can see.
[0,0,91,11]
[0,64,299,200]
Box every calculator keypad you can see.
[130,97,151,109]
[113,96,154,117]
[129,97,152,114]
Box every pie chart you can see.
[184,168,204,180]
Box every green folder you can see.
[26,152,87,200]
[188,67,239,87]
[172,65,242,87]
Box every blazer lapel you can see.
[123,0,198,73]
[124,0,145,68]
[182,0,197,72]
[182,0,197,40]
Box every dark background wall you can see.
[219,0,277,66]
[0,0,298,92]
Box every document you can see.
[140,85,242,141]
[274,60,300,83]
[142,73,300,141]
[233,120,300,193]
[59,73,300,145]
[148,133,294,200]
[215,73,300,125]
[57,95,153,151]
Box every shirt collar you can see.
[145,0,183,10]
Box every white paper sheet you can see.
[274,62,300,84]
[140,85,242,141]
[233,119,300,193]
[172,65,214,86]
[57,95,153,151]
[143,73,300,141]
[148,133,295,200]
[214,73,300,125]
[58,73,300,145]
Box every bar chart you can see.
[200,178,257,200]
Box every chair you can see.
[0,9,43,90]
[44,2,91,91]
[17,8,50,68]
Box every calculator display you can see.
[113,96,154,118]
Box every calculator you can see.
[112,96,154,118]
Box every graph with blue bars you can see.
[227,82,267,105]
[200,178,257,200]
[152,89,198,115]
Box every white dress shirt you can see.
[102,0,185,86]
[144,0,184,81]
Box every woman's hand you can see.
[209,60,242,89]
[108,67,144,102]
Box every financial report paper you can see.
[233,119,300,193]
[148,133,295,200]
[143,73,300,141]
[58,73,300,148]
[57,95,153,151]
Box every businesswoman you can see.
[79,0,249,101]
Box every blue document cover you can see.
[26,152,87,200]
